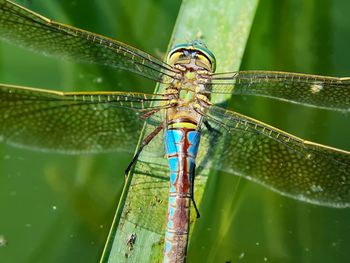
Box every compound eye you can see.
[168,51,190,66]
[195,54,213,71]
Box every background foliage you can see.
[0,0,349,262]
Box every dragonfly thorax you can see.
[165,75,212,130]
[165,43,216,129]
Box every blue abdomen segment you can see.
[187,130,200,157]
[165,129,200,158]
[163,128,201,262]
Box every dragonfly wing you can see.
[210,71,350,112]
[203,105,350,208]
[0,0,175,82]
[0,84,167,154]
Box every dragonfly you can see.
[1,0,350,262]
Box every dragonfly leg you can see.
[191,164,201,218]
[139,108,160,120]
[124,125,163,178]
[203,120,222,136]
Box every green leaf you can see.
[100,0,259,262]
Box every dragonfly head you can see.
[167,41,216,72]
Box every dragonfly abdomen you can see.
[164,128,200,262]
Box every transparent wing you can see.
[0,83,169,154]
[0,0,176,82]
[209,71,350,112]
[204,105,350,207]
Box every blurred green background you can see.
[0,0,349,262]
